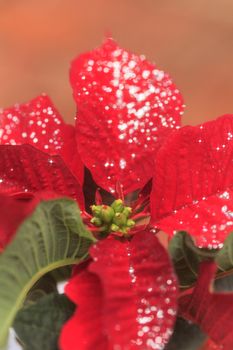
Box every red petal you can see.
[0,144,84,207]
[60,266,108,350]
[150,115,233,247]
[179,261,233,350]
[0,195,35,252]
[0,192,61,252]
[61,231,178,349]
[71,38,184,194]
[0,95,83,183]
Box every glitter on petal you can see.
[151,114,233,247]
[60,231,178,350]
[70,38,184,194]
[0,95,84,184]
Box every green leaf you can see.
[169,231,233,289]
[216,232,233,273]
[168,231,201,288]
[23,266,72,306]
[51,266,72,283]
[0,198,95,347]
[24,273,57,305]
[13,293,75,350]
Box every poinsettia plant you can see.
[1,38,233,350]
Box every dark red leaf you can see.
[71,38,184,194]
[179,261,233,350]
[0,144,84,207]
[150,115,233,247]
[0,95,83,183]
[0,192,61,252]
[61,231,178,349]
[0,195,35,252]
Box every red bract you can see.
[0,144,84,207]
[60,232,178,350]
[0,191,61,252]
[71,38,184,194]
[0,95,83,183]
[150,115,233,248]
[0,195,35,252]
[179,261,233,350]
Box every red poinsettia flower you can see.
[0,38,184,349]
[1,38,233,350]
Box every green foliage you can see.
[168,231,201,288]
[14,293,75,350]
[216,232,233,273]
[0,198,95,348]
[169,231,233,289]
[24,274,57,305]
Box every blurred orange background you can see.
[0,0,233,125]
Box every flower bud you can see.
[127,219,135,228]
[110,223,120,232]
[122,206,132,217]
[111,199,124,213]
[91,205,102,217]
[100,205,115,223]
[90,217,102,227]
[113,212,127,226]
